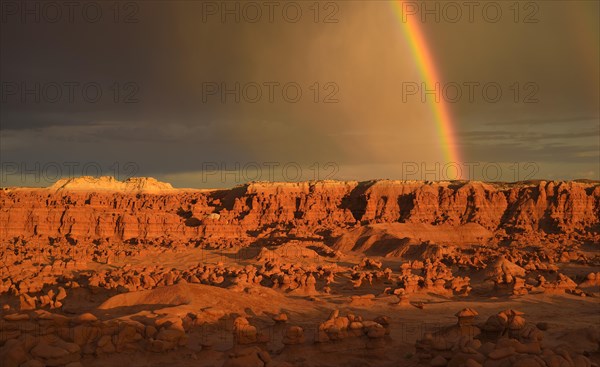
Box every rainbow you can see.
[391,1,463,172]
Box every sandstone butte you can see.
[0,176,598,245]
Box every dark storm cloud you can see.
[460,129,598,142]
[485,116,599,127]
[465,142,598,165]
[459,114,599,166]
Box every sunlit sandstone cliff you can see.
[1,177,598,245]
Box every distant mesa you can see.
[29,176,600,194]
[50,176,174,193]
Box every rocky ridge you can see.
[1,178,598,245]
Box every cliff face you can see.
[1,179,599,244]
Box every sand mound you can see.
[50,176,174,193]
[97,282,306,316]
[333,223,492,256]
[98,283,194,309]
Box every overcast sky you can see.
[1,1,598,187]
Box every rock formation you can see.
[1,179,598,245]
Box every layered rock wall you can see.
[1,179,598,242]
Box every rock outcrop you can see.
[1,179,598,245]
